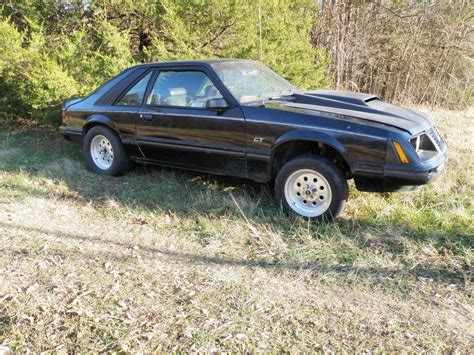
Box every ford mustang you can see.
[60,59,448,220]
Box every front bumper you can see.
[383,156,447,192]
[355,149,448,192]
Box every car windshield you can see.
[211,61,296,103]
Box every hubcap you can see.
[90,135,114,170]
[284,169,332,217]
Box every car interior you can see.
[146,71,223,108]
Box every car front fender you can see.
[272,130,349,160]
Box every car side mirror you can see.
[206,98,229,110]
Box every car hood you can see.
[264,90,432,135]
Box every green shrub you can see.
[1,1,330,127]
[0,16,134,126]
[0,20,78,124]
[147,0,329,89]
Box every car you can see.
[60,59,448,221]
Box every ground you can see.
[0,109,472,352]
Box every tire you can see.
[83,125,132,176]
[275,155,348,221]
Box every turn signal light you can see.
[392,141,410,164]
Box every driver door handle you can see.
[140,113,153,122]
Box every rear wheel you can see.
[83,125,132,176]
[275,155,348,221]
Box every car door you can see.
[135,67,248,177]
[105,68,155,158]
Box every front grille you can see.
[428,127,446,151]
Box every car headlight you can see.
[410,129,443,161]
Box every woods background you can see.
[0,0,472,126]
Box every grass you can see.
[0,109,473,352]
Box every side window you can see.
[116,71,153,106]
[146,71,223,108]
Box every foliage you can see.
[0,0,327,126]
[147,0,329,88]
[0,0,471,126]
[0,21,79,115]
[313,0,473,108]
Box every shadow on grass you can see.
[0,221,468,286]
[1,128,472,285]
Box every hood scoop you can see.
[303,90,380,105]
[293,91,384,115]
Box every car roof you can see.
[132,58,256,69]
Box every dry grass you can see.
[0,109,473,352]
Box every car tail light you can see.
[392,141,410,164]
[62,110,68,125]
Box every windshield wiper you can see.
[240,94,267,103]
[269,90,294,100]
[241,90,294,104]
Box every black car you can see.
[60,59,447,220]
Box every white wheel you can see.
[84,125,132,176]
[284,169,332,217]
[90,134,114,170]
[275,155,348,221]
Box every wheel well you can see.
[271,140,352,179]
[83,122,117,137]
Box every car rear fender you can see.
[83,114,119,137]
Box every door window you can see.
[146,71,223,108]
[116,71,153,106]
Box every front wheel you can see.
[83,125,132,176]
[275,155,348,221]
